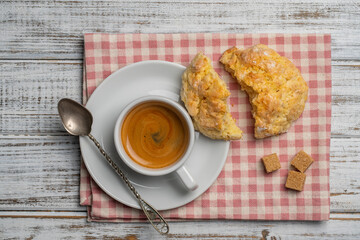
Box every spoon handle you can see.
[87,133,169,235]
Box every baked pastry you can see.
[220,44,308,139]
[181,53,242,140]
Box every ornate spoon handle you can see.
[87,133,169,234]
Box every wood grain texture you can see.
[0,60,359,136]
[0,60,82,135]
[0,136,359,212]
[0,135,83,211]
[1,0,360,238]
[0,0,359,60]
[331,62,360,137]
[1,213,360,239]
[330,138,360,212]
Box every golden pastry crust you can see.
[220,44,308,139]
[181,53,242,140]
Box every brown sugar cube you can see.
[262,153,281,173]
[290,150,314,173]
[285,170,306,191]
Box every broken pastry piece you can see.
[220,44,308,139]
[181,52,242,140]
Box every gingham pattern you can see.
[81,33,331,221]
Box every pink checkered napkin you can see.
[81,33,331,221]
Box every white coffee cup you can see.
[114,95,198,191]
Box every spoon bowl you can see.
[58,98,93,136]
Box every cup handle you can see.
[175,166,198,191]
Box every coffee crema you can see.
[121,101,189,169]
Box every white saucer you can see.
[80,61,230,211]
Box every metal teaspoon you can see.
[57,98,169,235]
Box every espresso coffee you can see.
[121,101,189,169]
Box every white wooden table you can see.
[1,1,359,239]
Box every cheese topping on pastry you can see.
[181,53,242,140]
[220,44,308,139]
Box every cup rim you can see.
[113,95,195,176]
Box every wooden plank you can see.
[331,62,360,137]
[0,136,359,212]
[0,211,87,218]
[330,138,360,212]
[0,135,84,211]
[1,60,359,136]
[0,213,359,239]
[0,60,82,134]
[0,0,359,60]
